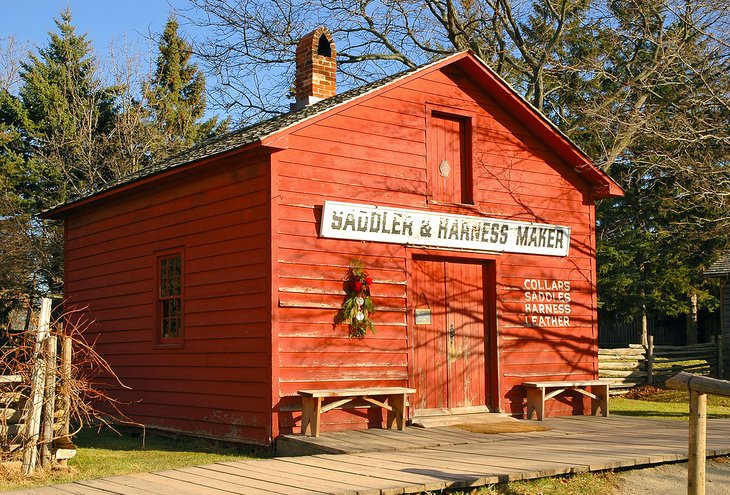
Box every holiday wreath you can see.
[334,259,376,338]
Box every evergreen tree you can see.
[0,10,229,322]
[144,14,227,159]
[593,1,729,342]
[0,9,119,309]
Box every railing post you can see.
[22,297,52,475]
[688,390,707,495]
[40,335,58,468]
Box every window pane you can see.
[159,254,182,341]
[161,299,181,338]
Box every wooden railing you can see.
[666,372,730,495]
[599,337,723,389]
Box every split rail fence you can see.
[598,336,723,390]
[1,298,75,474]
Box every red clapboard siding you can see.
[126,413,269,443]
[65,159,268,240]
[273,62,600,429]
[63,155,274,445]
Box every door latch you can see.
[449,323,456,341]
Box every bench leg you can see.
[526,387,545,421]
[301,397,322,437]
[386,393,407,430]
[591,384,609,417]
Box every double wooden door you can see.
[412,259,489,413]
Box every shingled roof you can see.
[705,251,730,277]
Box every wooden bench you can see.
[298,387,416,437]
[524,380,610,421]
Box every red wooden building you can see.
[45,28,622,447]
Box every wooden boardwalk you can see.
[9,416,730,495]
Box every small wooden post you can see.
[688,390,707,495]
[40,335,58,468]
[56,335,73,467]
[59,335,72,438]
[22,297,52,475]
[646,335,655,385]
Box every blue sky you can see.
[1,0,192,60]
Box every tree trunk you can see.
[687,292,699,345]
[641,304,649,347]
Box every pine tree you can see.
[144,14,227,159]
[0,9,119,307]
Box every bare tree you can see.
[184,1,728,165]
[104,37,159,175]
[183,0,729,336]
[0,36,25,93]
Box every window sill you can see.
[154,341,184,350]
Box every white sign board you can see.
[320,201,571,257]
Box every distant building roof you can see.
[705,251,730,277]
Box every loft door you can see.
[412,259,488,413]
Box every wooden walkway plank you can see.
[216,460,361,495]
[177,465,296,495]
[346,450,502,487]
[288,452,464,492]
[417,435,679,473]
[277,455,416,494]
[399,445,579,473]
[428,434,675,466]
[314,453,460,493]
[124,472,229,495]
[287,434,371,454]
[43,484,111,495]
[155,467,271,495]
[266,458,383,493]
[267,459,385,495]
[77,478,169,495]
[381,424,500,444]
[512,439,668,470]
[75,478,166,495]
[386,448,576,480]
[88,475,194,495]
[185,463,327,495]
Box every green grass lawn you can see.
[611,388,730,420]
[0,428,254,492]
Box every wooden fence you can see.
[0,298,75,474]
[599,336,723,389]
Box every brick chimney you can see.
[294,27,337,110]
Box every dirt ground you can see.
[613,458,730,495]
